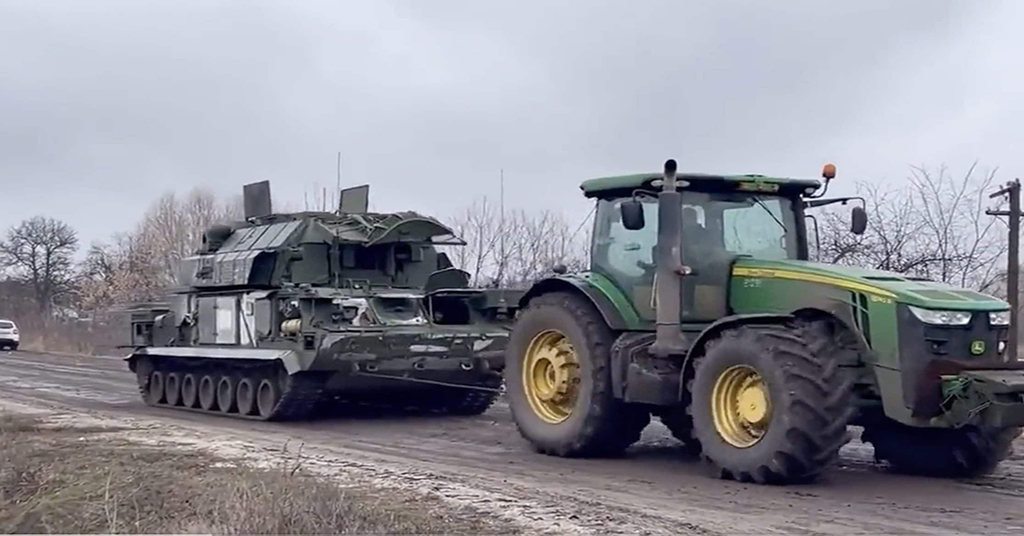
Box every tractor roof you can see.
[579,172,822,198]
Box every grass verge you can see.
[0,412,518,534]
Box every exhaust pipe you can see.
[648,159,690,357]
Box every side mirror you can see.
[851,206,867,235]
[620,200,645,230]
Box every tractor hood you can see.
[732,258,1009,312]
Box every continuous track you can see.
[134,356,500,421]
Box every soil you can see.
[3,350,1024,534]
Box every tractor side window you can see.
[594,198,658,280]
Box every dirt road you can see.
[2,350,1023,534]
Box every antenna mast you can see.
[332,152,342,212]
[500,168,505,287]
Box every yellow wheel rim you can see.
[712,365,771,448]
[522,329,581,424]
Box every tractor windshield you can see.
[694,192,800,261]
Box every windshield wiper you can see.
[752,197,787,231]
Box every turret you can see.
[180,181,468,293]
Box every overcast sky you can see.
[2,0,1022,253]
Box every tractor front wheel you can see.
[688,324,854,484]
[506,292,649,457]
[863,422,1019,477]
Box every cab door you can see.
[591,198,659,322]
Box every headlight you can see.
[989,310,1011,326]
[908,305,972,326]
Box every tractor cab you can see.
[583,167,863,323]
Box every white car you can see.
[0,319,19,350]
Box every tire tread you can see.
[688,323,854,484]
[510,292,649,457]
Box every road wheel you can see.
[257,377,281,419]
[217,376,238,413]
[688,324,853,484]
[198,374,217,411]
[863,422,1019,477]
[506,292,650,457]
[236,377,257,416]
[165,372,182,406]
[180,373,199,408]
[145,370,166,406]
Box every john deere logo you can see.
[971,340,986,355]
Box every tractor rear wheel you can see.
[863,422,1019,477]
[506,292,649,457]
[688,324,853,484]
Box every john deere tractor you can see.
[506,159,1024,484]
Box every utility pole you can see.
[988,178,1021,361]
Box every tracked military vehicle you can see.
[126,182,520,421]
[507,159,1024,484]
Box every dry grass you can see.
[0,413,518,534]
[17,330,112,356]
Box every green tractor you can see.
[506,159,1024,484]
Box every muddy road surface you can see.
[2,350,1024,534]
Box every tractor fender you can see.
[679,309,869,401]
[679,313,795,400]
[790,304,872,358]
[519,275,636,331]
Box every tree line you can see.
[0,162,1013,351]
[0,189,240,351]
[813,163,1008,293]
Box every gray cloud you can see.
[1,0,1021,252]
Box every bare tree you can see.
[0,216,79,316]
[444,197,503,287]
[443,197,590,288]
[134,187,243,288]
[79,232,163,311]
[814,162,1006,292]
[79,187,242,312]
[502,208,589,287]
